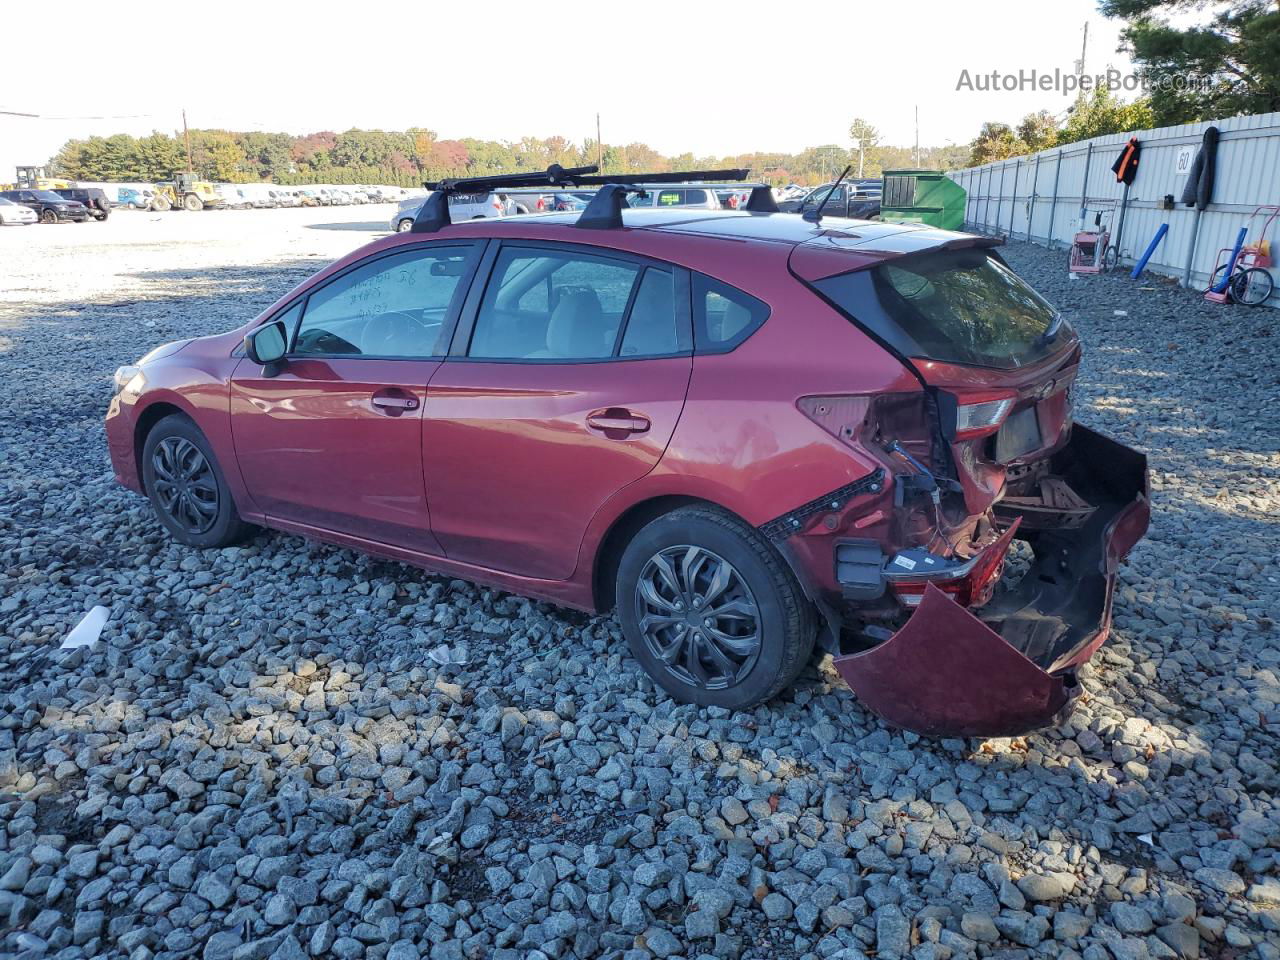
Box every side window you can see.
[469,247,641,360]
[655,190,684,207]
[293,247,474,358]
[619,268,682,357]
[684,188,709,206]
[692,274,769,353]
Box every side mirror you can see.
[244,320,288,369]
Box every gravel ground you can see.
[1,208,1278,960]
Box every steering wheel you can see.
[358,310,432,356]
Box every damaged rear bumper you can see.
[832,425,1150,737]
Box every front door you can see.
[229,241,480,553]
[423,241,693,580]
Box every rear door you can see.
[423,240,693,579]
[229,241,482,552]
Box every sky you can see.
[0,0,1137,178]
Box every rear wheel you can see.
[183,194,203,212]
[1230,267,1274,306]
[142,415,254,548]
[616,506,815,709]
[1101,245,1119,272]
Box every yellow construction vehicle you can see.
[151,172,224,211]
[2,166,73,191]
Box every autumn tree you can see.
[969,123,1027,164]
[1058,87,1155,144]
[848,118,880,177]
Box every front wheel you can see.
[616,507,815,709]
[1230,267,1274,306]
[396,218,414,233]
[1101,245,1119,272]
[142,415,254,548]
[40,209,57,224]
[183,194,203,212]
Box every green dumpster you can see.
[880,170,966,231]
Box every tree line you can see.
[46,126,972,188]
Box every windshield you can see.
[34,190,67,202]
[810,248,1074,369]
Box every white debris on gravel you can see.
[1,209,1278,960]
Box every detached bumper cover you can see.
[833,425,1150,737]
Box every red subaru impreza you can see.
[105,197,1149,736]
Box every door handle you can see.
[586,410,650,434]
[371,394,419,411]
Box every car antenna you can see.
[803,165,853,224]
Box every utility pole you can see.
[914,105,920,167]
[595,113,602,173]
[1075,22,1089,77]
[182,108,193,174]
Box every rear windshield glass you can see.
[811,248,1073,369]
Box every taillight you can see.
[942,390,1016,440]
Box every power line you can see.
[0,109,156,120]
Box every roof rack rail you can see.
[413,163,601,233]
[412,164,764,232]
[571,168,751,230]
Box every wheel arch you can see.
[132,400,192,493]
[589,490,836,645]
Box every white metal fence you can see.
[948,111,1280,304]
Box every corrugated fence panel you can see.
[948,111,1280,306]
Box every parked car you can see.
[116,187,152,209]
[0,189,89,223]
[0,196,37,225]
[550,192,587,212]
[105,204,1149,736]
[625,185,721,209]
[779,182,880,219]
[389,191,508,232]
[53,187,112,221]
[298,189,320,207]
[216,186,254,210]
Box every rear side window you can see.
[654,190,683,207]
[692,275,768,352]
[468,247,686,361]
[859,249,1072,368]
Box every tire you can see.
[153,197,171,212]
[141,415,254,548]
[183,194,203,212]
[396,218,414,233]
[40,208,57,224]
[1230,267,1274,306]
[615,506,816,709]
[1101,245,1119,272]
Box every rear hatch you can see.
[791,236,1079,517]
